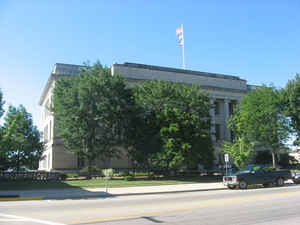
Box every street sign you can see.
[224,154,229,163]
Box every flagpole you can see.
[181,24,185,69]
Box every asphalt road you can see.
[1,184,300,225]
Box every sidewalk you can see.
[0,182,226,201]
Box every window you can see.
[229,102,235,115]
[215,124,221,141]
[215,102,220,115]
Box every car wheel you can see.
[239,180,248,189]
[228,185,236,190]
[276,177,284,187]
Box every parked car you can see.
[223,164,292,189]
[292,170,300,184]
[4,167,35,172]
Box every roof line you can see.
[115,62,245,81]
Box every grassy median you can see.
[0,176,222,191]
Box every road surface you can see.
[1,184,300,225]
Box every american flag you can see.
[176,27,183,35]
[176,26,184,46]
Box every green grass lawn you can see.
[0,176,222,191]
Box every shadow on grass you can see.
[158,175,223,183]
[0,175,222,200]
[0,179,114,200]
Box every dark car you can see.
[292,170,300,184]
[4,167,35,173]
[223,165,292,189]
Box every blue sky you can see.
[0,1,299,128]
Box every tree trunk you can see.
[87,158,93,179]
[271,151,276,168]
[17,151,20,172]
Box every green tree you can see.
[126,108,162,171]
[0,89,7,170]
[282,74,300,145]
[0,89,4,119]
[132,80,214,172]
[229,86,289,167]
[52,63,135,176]
[223,137,255,170]
[2,105,44,170]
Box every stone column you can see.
[209,98,216,142]
[224,99,231,141]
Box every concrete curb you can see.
[44,187,227,200]
[0,197,44,201]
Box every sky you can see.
[0,1,300,129]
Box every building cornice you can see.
[126,77,248,94]
[115,62,246,82]
[39,73,56,106]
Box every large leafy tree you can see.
[282,74,300,145]
[0,89,4,119]
[2,105,44,170]
[228,85,289,167]
[132,80,214,172]
[223,136,255,170]
[0,89,6,170]
[52,63,135,175]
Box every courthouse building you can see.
[39,62,256,171]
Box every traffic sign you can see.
[224,154,229,163]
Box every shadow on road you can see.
[0,179,116,200]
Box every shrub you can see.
[117,171,130,177]
[66,173,79,178]
[80,166,101,174]
[124,175,134,181]
[102,168,114,178]
[253,166,261,172]
[263,166,276,172]
[133,171,153,176]
[59,173,67,180]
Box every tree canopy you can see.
[1,105,44,170]
[0,89,4,119]
[227,85,289,167]
[52,63,136,175]
[282,74,300,145]
[131,80,214,172]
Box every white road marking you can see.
[0,213,66,225]
[0,219,25,222]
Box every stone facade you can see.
[39,62,255,171]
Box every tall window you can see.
[229,102,235,116]
[215,102,220,115]
[215,124,221,141]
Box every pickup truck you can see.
[223,165,292,189]
[292,170,300,184]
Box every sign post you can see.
[224,154,229,176]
